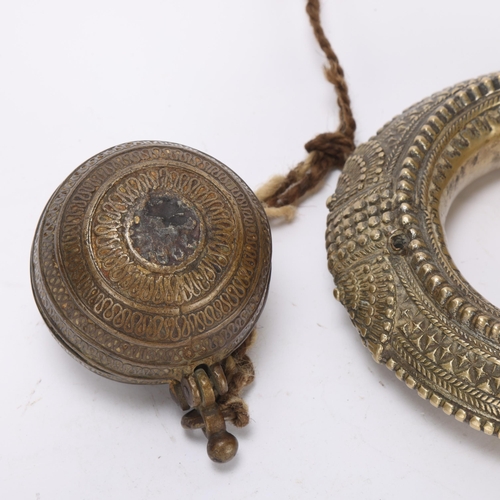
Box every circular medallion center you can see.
[89,164,241,309]
[129,194,201,266]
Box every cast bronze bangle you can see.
[326,74,500,436]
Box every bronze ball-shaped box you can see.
[31,141,271,461]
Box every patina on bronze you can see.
[326,73,500,436]
[31,141,271,462]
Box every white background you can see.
[2,1,500,498]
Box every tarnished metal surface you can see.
[326,73,500,436]
[31,141,271,460]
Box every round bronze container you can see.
[31,141,271,461]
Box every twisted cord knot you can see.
[304,131,355,159]
[257,0,356,220]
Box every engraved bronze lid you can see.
[31,141,271,461]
